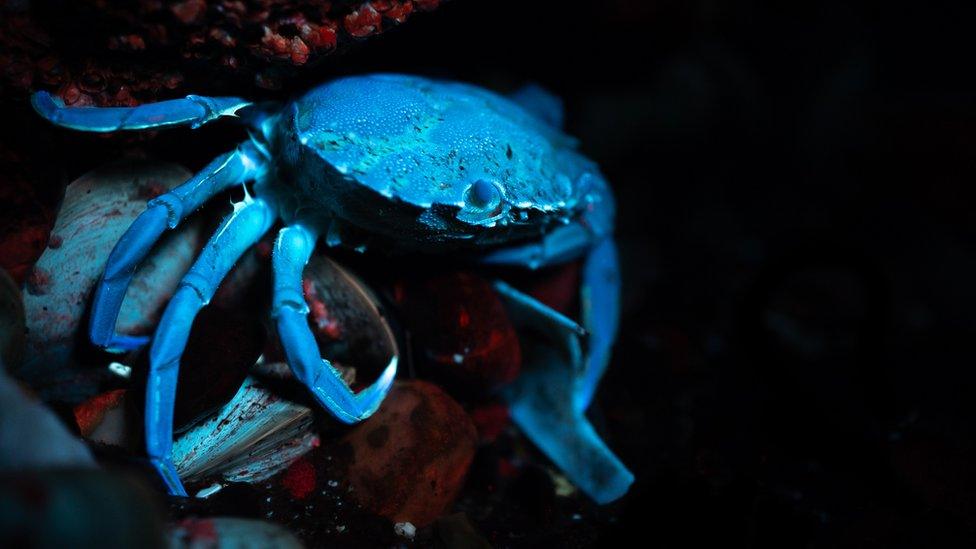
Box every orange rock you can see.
[339,380,477,527]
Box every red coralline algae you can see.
[303,278,343,340]
[24,267,52,297]
[0,1,447,106]
[344,5,383,38]
[281,457,317,500]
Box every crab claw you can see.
[272,224,397,424]
[274,295,397,424]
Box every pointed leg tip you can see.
[31,91,60,119]
[353,356,398,417]
[591,469,635,505]
[99,333,150,352]
[150,457,188,497]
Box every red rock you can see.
[503,261,582,318]
[338,380,477,527]
[395,272,521,395]
[171,0,207,25]
[74,389,126,438]
[468,402,510,444]
[383,1,415,24]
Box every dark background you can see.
[7,0,976,546]
[384,1,976,547]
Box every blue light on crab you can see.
[32,74,633,503]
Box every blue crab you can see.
[32,74,633,503]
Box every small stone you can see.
[394,521,416,540]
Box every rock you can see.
[433,513,492,549]
[0,470,165,547]
[393,521,416,540]
[0,368,94,471]
[167,517,303,549]
[2,1,446,106]
[395,272,521,396]
[337,380,478,527]
[0,270,25,370]
[18,160,204,403]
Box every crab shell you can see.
[272,74,612,251]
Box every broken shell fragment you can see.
[172,363,318,488]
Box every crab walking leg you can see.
[494,281,632,504]
[489,235,622,412]
[574,237,621,410]
[32,92,251,132]
[90,142,267,351]
[145,196,277,496]
[480,180,620,410]
[271,225,397,424]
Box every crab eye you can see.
[465,179,498,209]
[462,179,502,211]
[457,180,507,225]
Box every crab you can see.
[32,74,633,503]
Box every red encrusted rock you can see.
[395,272,521,395]
[468,401,510,444]
[344,5,384,38]
[337,380,477,527]
[0,144,57,285]
[0,0,448,106]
